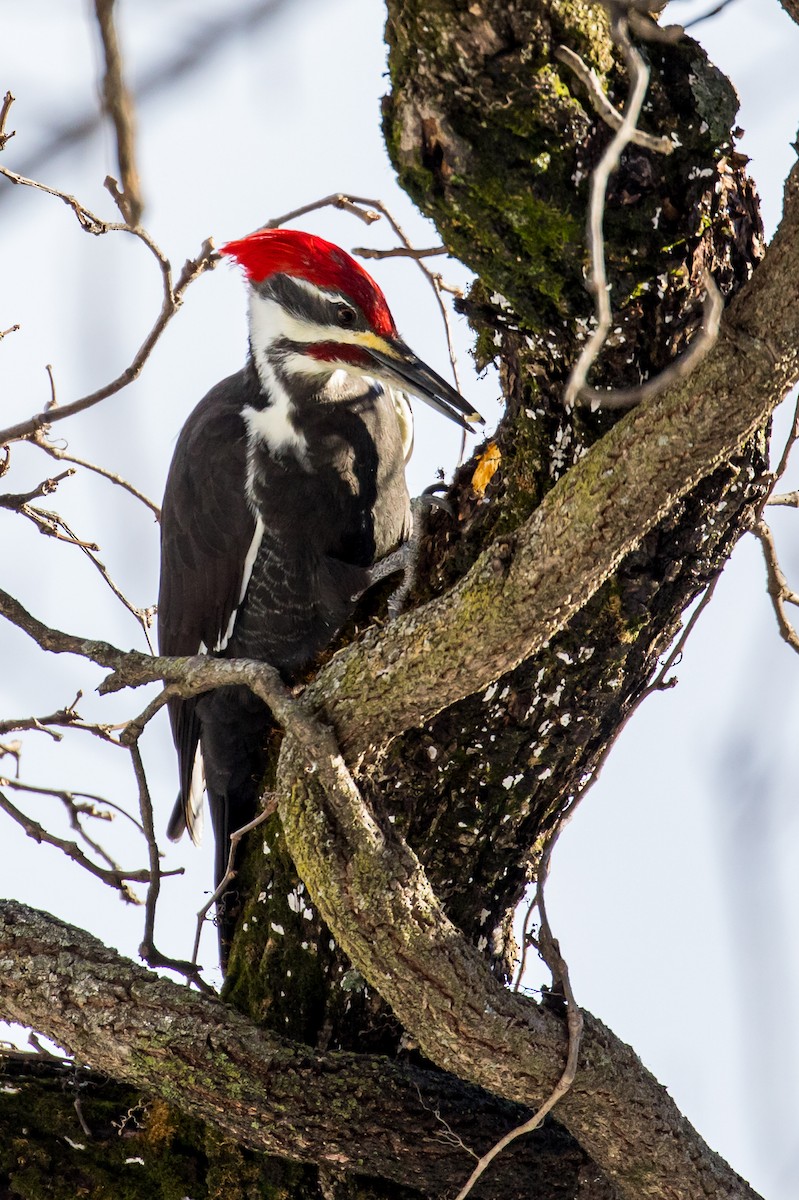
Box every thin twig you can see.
[555,45,674,154]
[0,787,148,900]
[0,324,20,342]
[0,469,74,510]
[453,836,582,1200]
[0,91,15,151]
[33,431,161,519]
[118,695,208,988]
[93,0,143,225]
[563,9,652,406]
[0,742,22,775]
[0,164,216,444]
[44,364,57,409]
[0,774,144,835]
[753,519,799,653]
[352,245,448,261]
[192,798,278,966]
[512,892,538,992]
[768,490,799,508]
[6,492,155,643]
[260,193,381,231]
[123,729,206,987]
[578,273,724,409]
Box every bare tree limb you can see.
[0,900,596,1198]
[93,0,144,225]
[275,700,760,1200]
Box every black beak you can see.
[369,340,485,432]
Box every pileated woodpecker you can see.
[159,228,483,958]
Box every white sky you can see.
[1,1,798,1196]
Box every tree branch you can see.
[275,722,759,1200]
[305,157,799,755]
[93,0,143,225]
[0,900,605,1199]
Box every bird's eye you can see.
[336,304,357,329]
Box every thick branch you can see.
[0,900,606,1199]
[307,159,799,754]
[276,736,759,1200]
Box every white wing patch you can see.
[215,514,264,652]
[185,747,206,846]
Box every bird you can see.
[158,227,483,962]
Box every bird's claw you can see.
[369,486,453,617]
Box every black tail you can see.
[197,684,274,968]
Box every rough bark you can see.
[0,901,615,1200]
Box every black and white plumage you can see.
[158,229,482,959]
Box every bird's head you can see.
[220,228,483,431]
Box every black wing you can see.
[158,367,258,842]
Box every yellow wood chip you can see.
[471,442,501,497]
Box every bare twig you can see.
[578,273,724,409]
[0,741,22,775]
[512,892,538,992]
[768,490,799,508]
[0,324,20,341]
[0,164,216,445]
[753,519,799,654]
[0,164,126,234]
[0,695,120,746]
[555,45,674,154]
[93,0,143,225]
[563,9,652,408]
[33,431,161,519]
[113,691,207,988]
[5,488,155,642]
[453,836,582,1200]
[0,774,144,835]
[191,798,278,966]
[0,469,75,510]
[261,193,381,230]
[0,91,15,151]
[44,364,57,409]
[0,787,147,900]
[561,10,721,411]
[352,245,448,262]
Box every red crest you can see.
[220,228,396,338]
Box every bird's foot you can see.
[370,485,452,618]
